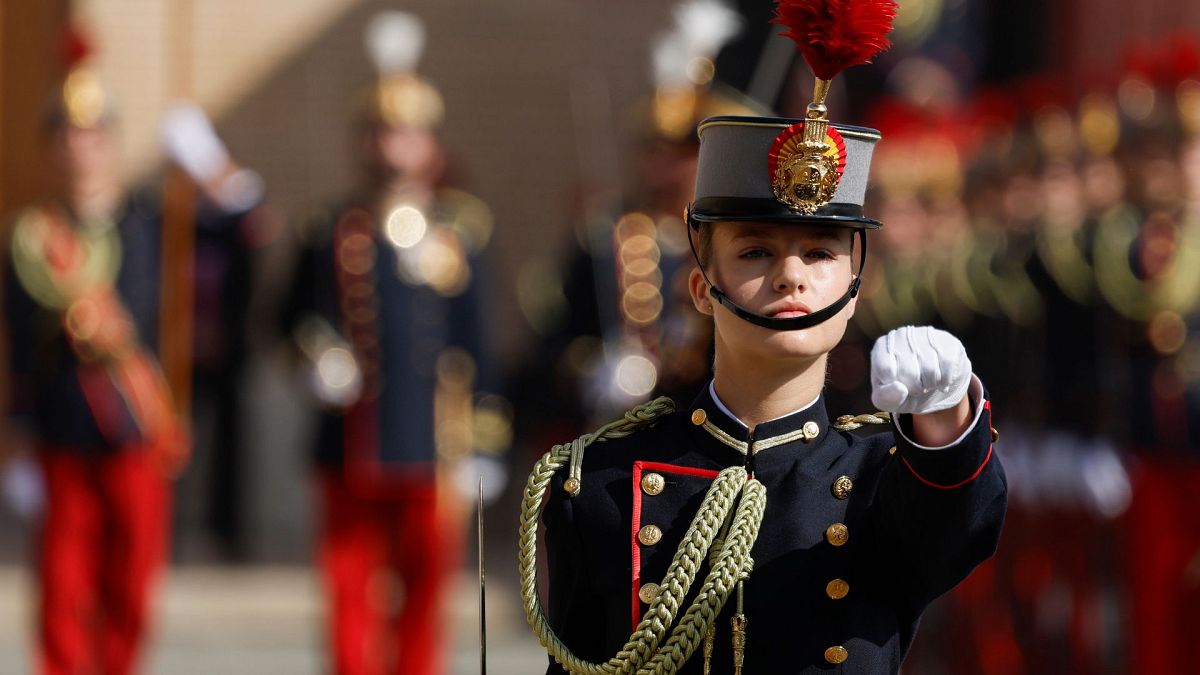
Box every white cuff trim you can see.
[896,375,986,451]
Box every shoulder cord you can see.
[519,397,767,675]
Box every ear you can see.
[688,266,714,316]
[845,276,858,319]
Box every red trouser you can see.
[1127,458,1200,675]
[318,470,455,675]
[37,448,170,675]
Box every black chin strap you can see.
[686,218,867,332]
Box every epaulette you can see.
[832,411,892,432]
[432,188,493,255]
[563,396,675,497]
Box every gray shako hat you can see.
[689,115,881,228]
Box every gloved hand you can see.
[159,101,264,213]
[2,453,44,521]
[870,326,972,415]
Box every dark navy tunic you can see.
[283,203,495,473]
[544,381,1006,674]
[4,194,163,452]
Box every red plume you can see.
[772,0,897,81]
[63,25,94,68]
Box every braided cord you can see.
[519,397,767,675]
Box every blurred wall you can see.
[0,0,71,215]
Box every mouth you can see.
[767,304,812,318]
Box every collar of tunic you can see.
[686,385,831,457]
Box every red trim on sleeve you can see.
[899,400,994,490]
[630,461,720,630]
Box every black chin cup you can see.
[687,218,868,332]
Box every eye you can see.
[806,248,836,261]
[738,247,771,259]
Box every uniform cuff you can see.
[892,376,995,490]
[894,375,985,451]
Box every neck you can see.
[365,177,434,210]
[67,180,121,224]
[710,341,826,431]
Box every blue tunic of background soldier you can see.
[281,12,509,675]
[518,1,1007,673]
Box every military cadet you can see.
[519,2,1007,673]
[281,12,508,675]
[0,37,251,675]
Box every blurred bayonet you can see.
[478,477,487,675]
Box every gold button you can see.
[888,445,897,455]
[826,578,850,600]
[691,409,707,425]
[638,582,661,604]
[824,646,848,664]
[802,420,820,442]
[638,524,663,546]
[563,477,580,496]
[832,475,854,500]
[991,426,1000,443]
[641,472,665,496]
[825,523,849,547]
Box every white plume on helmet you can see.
[365,10,427,76]
[653,0,742,89]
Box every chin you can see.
[760,328,841,361]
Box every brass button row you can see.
[638,524,662,546]
[824,645,848,664]
[832,475,853,500]
[641,472,665,496]
[802,420,820,442]
[825,522,848,547]
[638,582,661,604]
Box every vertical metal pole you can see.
[478,477,487,675]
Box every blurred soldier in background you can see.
[281,12,508,675]
[515,0,762,445]
[0,33,262,675]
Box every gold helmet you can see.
[358,11,444,130]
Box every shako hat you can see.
[689,0,897,228]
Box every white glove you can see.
[160,101,264,212]
[3,454,44,521]
[870,326,972,415]
[160,102,230,182]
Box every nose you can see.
[772,254,806,294]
